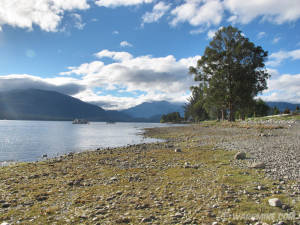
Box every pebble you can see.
[268,198,282,207]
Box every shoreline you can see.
[0,120,299,224]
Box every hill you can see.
[266,101,299,112]
[0,89,129,121]
[121,101,184,122]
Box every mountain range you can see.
[0,89,130,121]
[0,89,298,122]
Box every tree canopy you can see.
[160,112,182,123]
[189,26,270,121]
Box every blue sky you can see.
[0,0,299,109]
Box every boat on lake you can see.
[72,119,89,124]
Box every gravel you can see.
[215,120,300,181]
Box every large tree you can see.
[189,26,270,121]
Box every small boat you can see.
[72,119,89,124]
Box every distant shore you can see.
[0,119,299,224]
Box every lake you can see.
[0,120,178,164]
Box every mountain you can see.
[0,89,130,121]
[121,101,185,122]
[266,102,299,112]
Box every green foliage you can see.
[253,98,270,117]
[283,108,291,114]
[184,86,209,122]
[272,106,280,115]
[160,112,182,123]
[296,105,299,111]
[189,26,270,121]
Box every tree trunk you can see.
[221,109,224,121]
[241,113,245,121]
[228,102,235,122]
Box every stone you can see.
[234,152,246,160]
[268,198,282,207]
[250,162,265,169]
[1,222,10,225]
[175,148,182,152]
[141,216,155,223]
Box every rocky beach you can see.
[0,118,299,225]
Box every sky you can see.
[0,0,299,110]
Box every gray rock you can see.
[250,162,265,169]
[175,148,182,152]
[268,198,282,207]
[234,152,246,160]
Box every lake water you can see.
[0,120,178,163]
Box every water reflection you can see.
[0,121,179,162]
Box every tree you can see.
[253,98,270,117]
[273,106,280,115]
[283,108,290,114]
[296,105,300,111]
[160,112,182,123]
[184,85,209,122]
[189,26,270,121]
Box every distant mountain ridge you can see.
[0,89,130,121]
[266,102,299,112]
[0,89,298,122]
[120,101,184,122]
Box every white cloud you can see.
[267,49,300,67]
[0,0,89,32]
[142,1,171,25]
[71,13,85,30]
[61,49,201,109]
[262,73,300,103]
[61,61,105,76]
[224,0,300,24]
[170,0,223,27]
[257,31,266,39]
[95,0,154,8]
[120,41,133,48]
[0,74,85,95]
[95,49,133,61]
[112,30,119,35]
[272,37,281,44]
[189,27,206,35]
[207,29,216,39]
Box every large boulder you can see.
[234,152,246,160]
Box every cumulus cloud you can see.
[120,41,133,48]
[272,37,281,44]
[95,0,154,8]
[142,1,171,25]
[224,0,300,24]
[267,49,300,67]
[170,0,223,27]
[257,32,266,39]
[207,29,217,39]
[262,73,300,103]
[0,0,89,32]
[61,49,201,109]
[71,13,85,30]
[0,74,86,95]
[95,50,133,61]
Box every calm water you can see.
[0,120,177,163]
